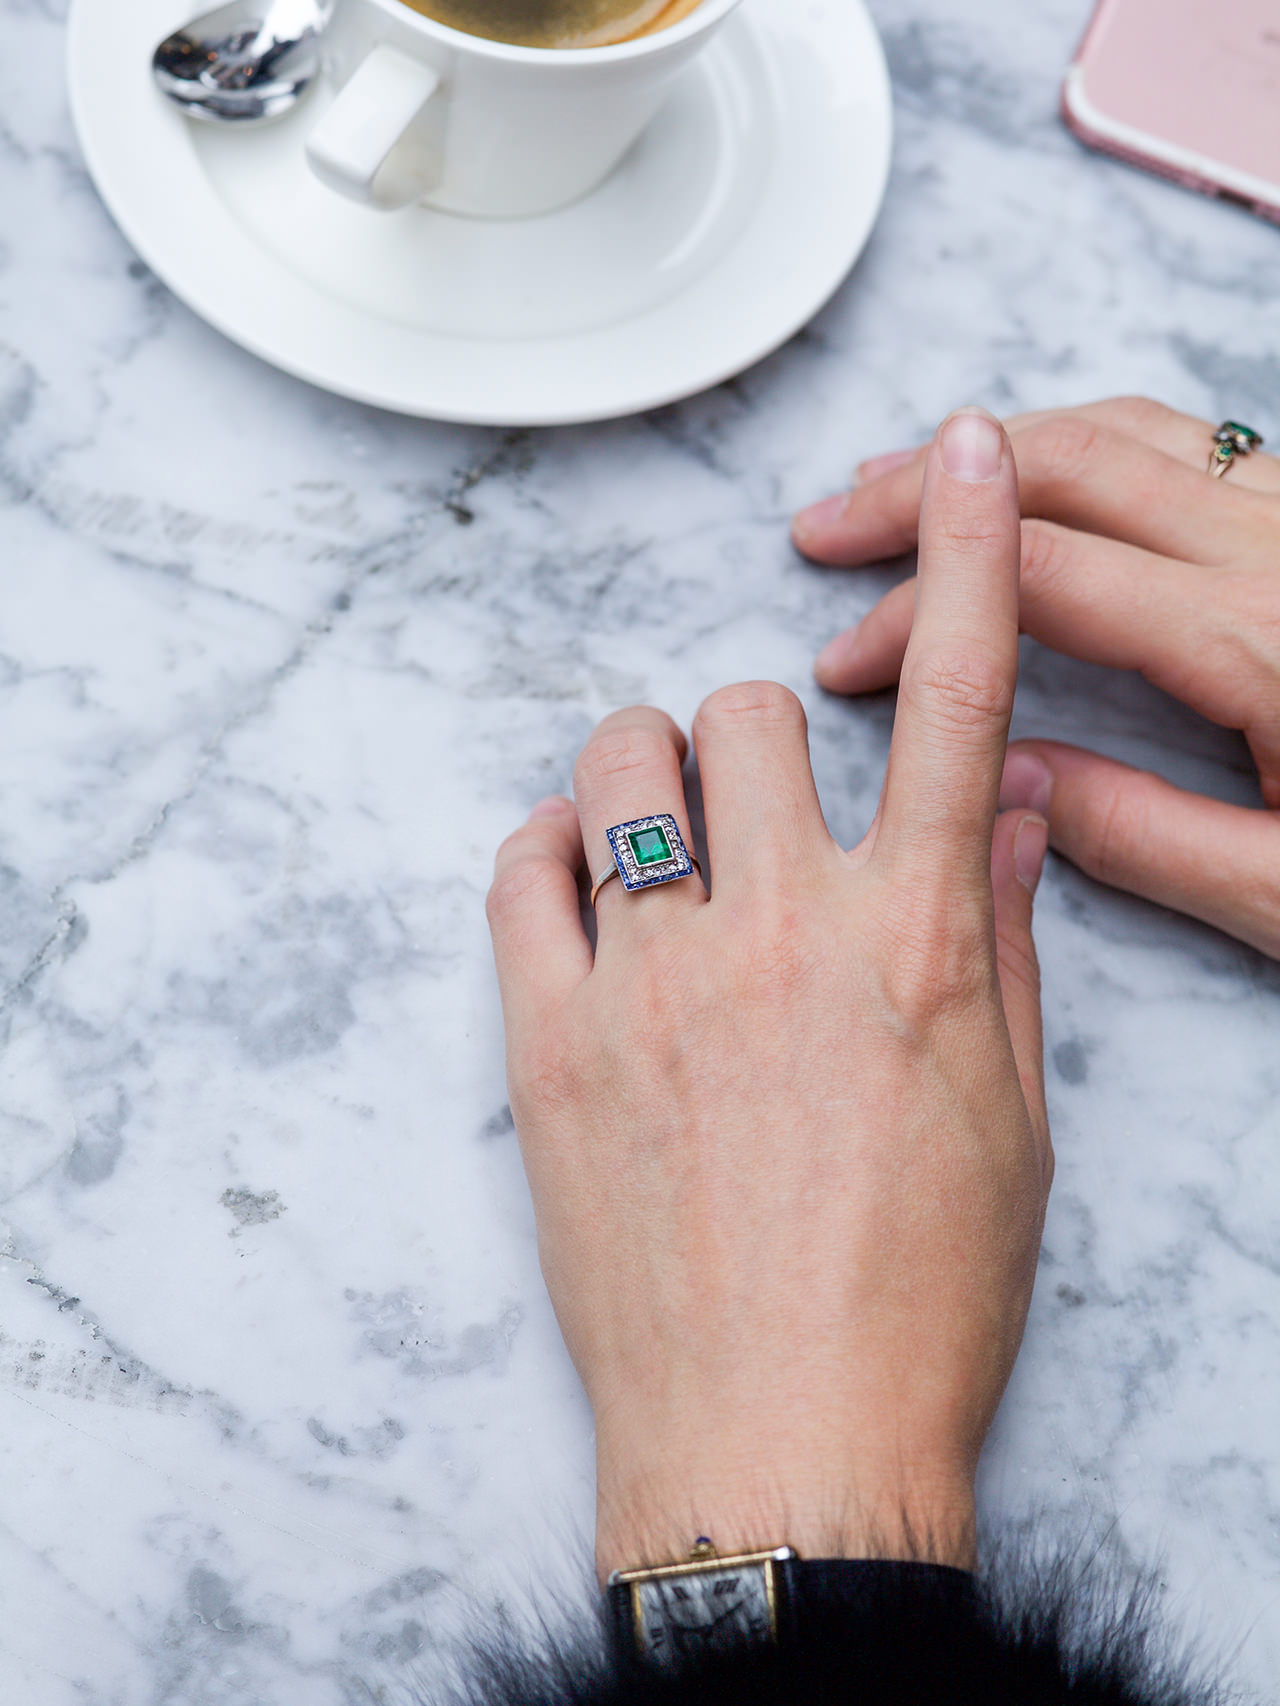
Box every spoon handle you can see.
[257,0,333,41]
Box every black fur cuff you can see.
[442,1547,1230,1706]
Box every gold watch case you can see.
[609,1545,797,1660]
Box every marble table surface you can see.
[3,0,1279,1700]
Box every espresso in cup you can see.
[397,0,705,49]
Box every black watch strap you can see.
[774,1558,977,1643]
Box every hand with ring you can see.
[487,410,1053,1583]
[793,396,1280,959]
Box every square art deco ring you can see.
[1208,420,1263,478]
[590,814,701,908]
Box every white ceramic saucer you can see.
[68,0,891,425]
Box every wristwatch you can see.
[608,1541,793,1664]
[607,1540,978,1665]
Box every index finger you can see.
[874,408,1020,894]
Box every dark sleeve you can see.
[438,1550,1234,1706]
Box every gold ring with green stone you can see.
[590,814,701,908]
[1209,420,1264,478]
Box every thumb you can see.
[990,807,1049,1145]
[1001,741,1280,960]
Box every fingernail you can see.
[792,493,850,544]
[815,627,858,684]
[1014,813,1049,896]
[999,751,1053,814]
[938,407,1004,483]
[530,794,573,819]
[857,448,917,482]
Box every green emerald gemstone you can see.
[1222,421,1261,444]
[628,825,674,866]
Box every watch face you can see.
[634,1563,775,1661]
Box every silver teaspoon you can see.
[152,0,334,125]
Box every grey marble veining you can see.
[1,0,1279,1699]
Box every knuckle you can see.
[1104,394,1167,434]
[1244,868,1280,958]
[1019,518,1073,601]
[1082,777,1148,889]
[996,930,1042,1010]
[931,512,1016,560]
[696,680,806,735]
[1021,414,1106,484]
[486,851,563,924]
[876,893,993,1027]
[893,951,991,1031]
[1234,583,1280,677]
[907,644,1015,730]
[576,725,674,789]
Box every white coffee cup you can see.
[305,0,744,216]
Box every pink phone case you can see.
[1063,0,1280,225]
